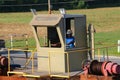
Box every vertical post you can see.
[31,51,34,74]
[59,8,66,50]
[63,15,66,50]
[66,52,70,77]
[118,40,120,53]
[48,0,51,14]
[98,48,100,61]
[88,24,95,60]
[91,25,95,59]
[106,47,109,61]
[25,34,28,60]
[25,34,28,49]
[48,51,51,75]
[103,50,105,61]
[10,35,13,49]
[8,49,10,71]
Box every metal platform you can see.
[8,67,83,78]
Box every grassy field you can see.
[0,7,120,51]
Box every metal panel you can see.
[74,16,87,48]
[37,48,65,73]
[30,14,62,26]
[67,50,88,72]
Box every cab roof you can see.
[30,14,85,26]
[30,14,62,26]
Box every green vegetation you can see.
[0,0,120,12]
[95,30,120,46]
[0,7,120,30]
[67,7,120,48]
[68,7,120,32]
[0,7,120,55]
[0,12,32,24]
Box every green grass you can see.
[95,29,120,47]
[0,12,32,24]
[5,37,36,50]
[0,7,120,28]
[94,29,120,56]
[67,7,120,47]
[67,7,120,32]
[0,7,120,55]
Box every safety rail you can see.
[94,44,120,62]
[9,34,29,49]
[7,48,36,76]
[48,48,90,78]
[48,45,120,78]
[6,44,120,78]
[0,34,29,49]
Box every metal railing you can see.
[7,48,36,74]
[6,44,120,78]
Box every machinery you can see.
[83,60,120,76]
[30,12,88,73]
[0,9,119,80]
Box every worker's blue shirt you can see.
[66,37,75,49]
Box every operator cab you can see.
[30,14,87,50]
[30,13,88,73]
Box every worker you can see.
[66,29,75,49]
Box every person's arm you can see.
[67,37,75,45]
[51,42,61,47]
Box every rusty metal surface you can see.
[0,76,27,80]
[0,75,115,80]
[80,74,113,80]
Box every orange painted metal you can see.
[0,76,27,80]
[0,56,8,66]
[80,74,113,80]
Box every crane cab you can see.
[30,13,88,73]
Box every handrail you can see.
[7,48,36,74]
[24,48,36,67]
[6,44,120,78]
